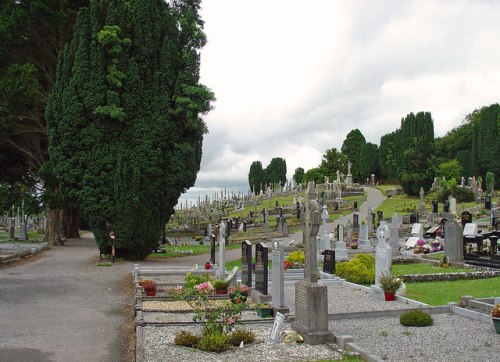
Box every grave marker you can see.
[444,220,463,262]
[271,240,285,308]
[241,240,252,287]
[322,249,335,274]
[373,224,392,295]
[358,224,371,249]
[255,242,269,295]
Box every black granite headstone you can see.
[334,202,339,211]
[210,235,216,264]
[377,210,383,223]
[296,202,301,219]
[353,213,359,229]
[255,242,268,295]
[461,211,472,228]
[322,249,335,274]
[432,200,438,213]
[485,196,492,210]
[353,201,358,210]
[444,201,450,213]
[241,240,252,287]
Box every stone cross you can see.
[303,182,321,283]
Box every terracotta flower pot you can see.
[145,289,156,296]
[215,289,227,295]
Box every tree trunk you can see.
[63,208,80,238]
[43,206,64,246]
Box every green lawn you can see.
[147,243,240,259]
[405,276,500,306]
[392,263,476,275]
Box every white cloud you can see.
[179,0,500,204]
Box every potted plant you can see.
[256,302,273,318]
[378,272,402,301]
[212,279,229,294]
[142,280,157,296]
[492,303,500,334]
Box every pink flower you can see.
[195,281,214,294]
[175,285,183,293]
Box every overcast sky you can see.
[179,0,500,205]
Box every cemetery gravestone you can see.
[404,223,424,248]
[444,220,464,262]
[320,205,329,250]
[353,213,359,229]
[210,235,216,265]
[388,224,399,253]
[293,182,333,344]
[322,249,335,274]
[450,197,457,214]
[217,220,226,277]
[432,200,438,214]
[461,211,472,228]
[373,224,392,296]
[485,196,492,210]
[241,240,252,287]
[335,223,347,261]
[255,242,269,295]
[358,223,371,249]
[271,240,286,308]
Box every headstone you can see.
[463,223,478,237]
[241,240,252,287]
[322,249,335,274]
[373,224,392,293]
[377,210,383,225]
[366,212,373,231]
[217,220,226,277]
[419,187,425,213]
[485,196,492,210]
[358,224,371,249]
[255,242,269,295]
[404,223,424,248]
[432,200,438,214]
[210,235,216,264]
[269,312,285,343]
[271,240,285,308]
[293,182,332,345]
[461,211,472,228]
[444,220,464,262]
[388,224,399,252]
[335,224,347,260]
[9,217,15,239]
[450,197,457,215]
[346,221,353,243]
[353,213,359,229]
[444,201,450,213]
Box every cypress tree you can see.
[46,0,214,259]
[248,161,263,194]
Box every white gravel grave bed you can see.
[143,310,270,324]
[142,323,343,362]
[330,313,500,362]
[284,283,417,314]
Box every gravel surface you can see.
[140,281,500,362]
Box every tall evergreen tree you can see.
[341,129,366,181]
[248,161,263,194]
[46,0,214,259]
[264,157,287,187]
[0,0,88,244]
[293,167,304,185]
[356,142,379,182]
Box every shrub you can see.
[197,333,229,352]
[174,331,200,347]
[212,279,229,290]
[400,310,434,327]
[286,250,305,264]
[335,254,375,284]
[184,272,212,289]
[451,186,475,203]
[228,329,256,346]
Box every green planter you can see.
[493,317,500,334]
[256,307,273,318]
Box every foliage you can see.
[264,157,287,188]
[228,329,256,346]
[378,272,402,293]
[228,284,250,304]
[212,279,229,290]
[437,185,475,203]
[356,142,379,182]
[293,167,305,185]
[399,310,433,327]
[183,272,212,290]
[248,161,263,194]
[320,147,347,178]
[175,281,245,338]
[335,254,375,284]
[436,160,462,182]
[46,0,214,259]
[141,280,157,291]
[285,250,305,264]
[197,332,229,353]
[174,330,200,348]
[492,304,500,318]
[485,171,495,196]
[341,129,366,181]
[303,166,326,184]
